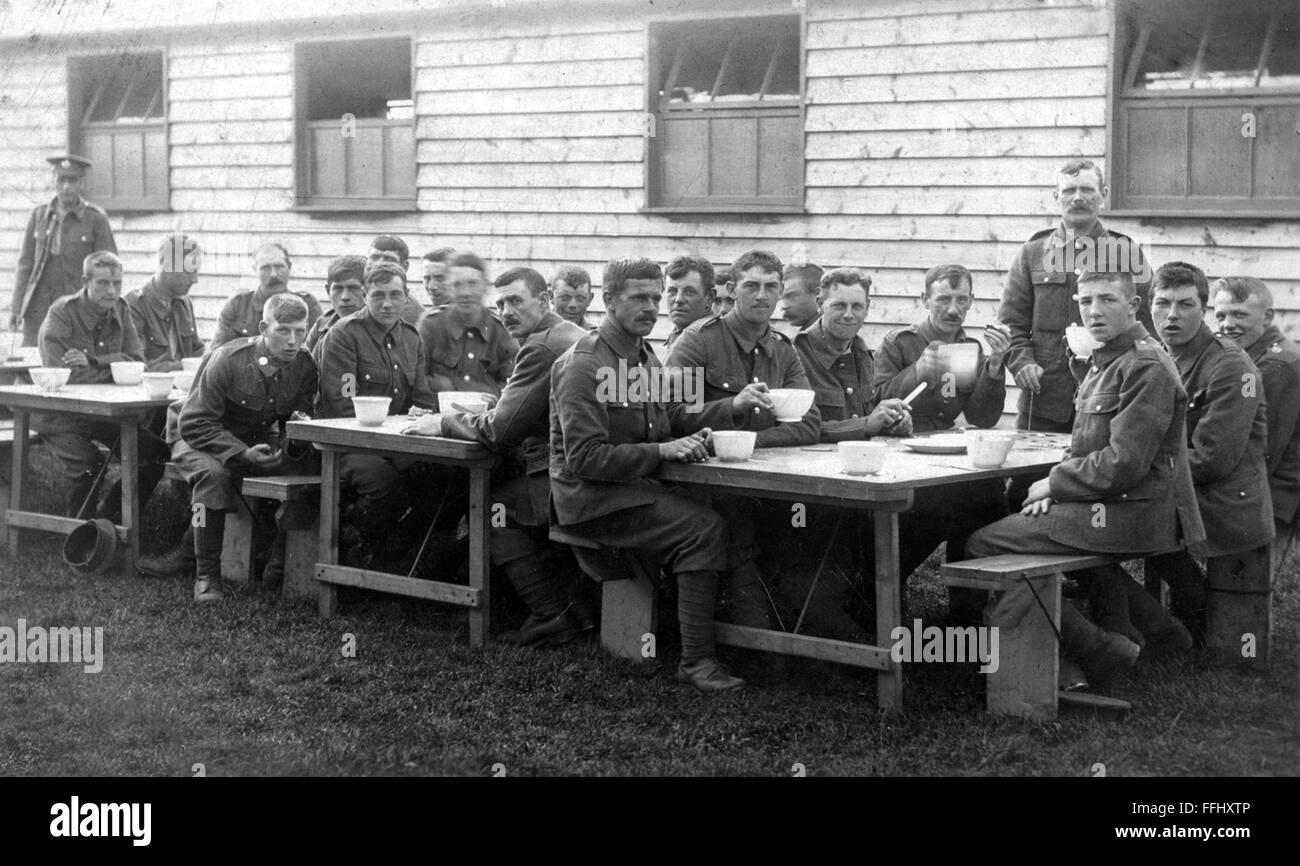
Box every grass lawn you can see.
[1,450,1297,777]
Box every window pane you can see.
[87,75,129,122]
[1199,7,1274,88]
[659,17,798,104]
[1261,5,1300,86]
[301,37,411,120]
[1133,1,1288,91]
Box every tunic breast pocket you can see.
[703,364,746,398]
[1029,270,1071,334]
[607,403,646,444]
[1078,390,1120,442]
[356,360,395,396]
[229,385,269,420]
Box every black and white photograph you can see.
[0,0,1296,799]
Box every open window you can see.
[294,37,415,211]
[646,15,804,212]
[1111,0,1300,216]
[68,52,168,212]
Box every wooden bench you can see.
[549,527,660,662]
[941,553,1125,722]
[222,475,321,600]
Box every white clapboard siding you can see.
[1,0,1298,377]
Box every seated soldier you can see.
[404,267,590,645]
[663,255,715,352]
[420,247,455,308]
[785,268,911,637]
[550,256,742,692]
[966,270,1203,685]
[317,262,439,569]
[367,234,425,323]
[160,294,318,600]
[551,265,594,329]
[419,252,518,398]
[873,264,1013,622]
[211,242,323,349]
[711,264,735,317]
[1147,262,1273,647]
[125,232,205,373]
[780,262,824,331]
[1212,276,1300,563]
[35,251,170,521]
[667,248,821,630]
[304,254,366,360]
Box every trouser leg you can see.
[1144,550,1207,646]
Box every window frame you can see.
[66,48,170,214]
[641,10,806,216]
[1107,0,1300,218]
[291,33,418,214]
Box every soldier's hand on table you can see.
[733,382,773,416]
[62,349,89,368]
[1014,363,1043,393]
[241,444,283,468]
[866,399,910,436]
[401,412,443,437]
[659,431,710,463]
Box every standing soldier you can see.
[211,243,323,349]
[998,160,1150,506]
[11,155,116,347]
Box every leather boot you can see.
[498,556,580,647]
[1060,601,1139,686]
[65,470,99,519]
[676,657,745,693]
[137,527,196,579]
[193,509,226,603]
[1124,579,1192,662]
[499,609,582,648]
[1086,566,1144,647]
[1147,552,1207,648]
[261,528,287,587]
[725,560,775,629]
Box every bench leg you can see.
[280,500,319,602]
[986,573,1061,722]
[318,451,340,618]
[221,503,256,584]
[600,574,657,663]
[1206,548,1272,669]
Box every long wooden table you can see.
[0,383,176,575]
[657,431,1071,712]
[285,417,496,646]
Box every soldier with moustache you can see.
[405,267,589,645]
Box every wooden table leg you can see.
[874,510,904,712]
[119,420,140,576]
[467,464,490,647]
[317,450,340,618]
[7,410,27,558]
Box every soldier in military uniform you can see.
[663,255,715,352]
[1212,276,1300,561]
[787,268,911,639]
[11,155,117,347]
[125,233,205,373]
[666,249,820,630]
[551,265,594,329]
[998,160,1151,508]
[418,252,518,398]
[211,242,323,349]
[549,257,743,693]
[317,262,439,569]
[367,234,425,324]
[968,270,1203,684]
[304,255,367,360]
[166,294,318,601]
[779,263,824,331]
[1146,262,1273,646]
[406,267,589,646]
[36,251,170,521]
[420,247,455,308]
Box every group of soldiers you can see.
[10,154,1294,694]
